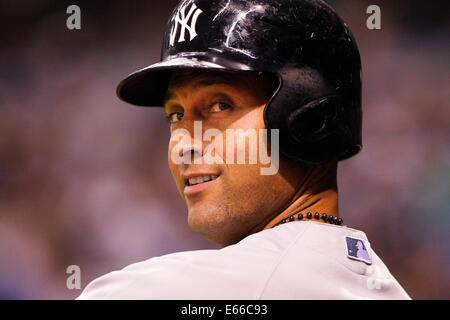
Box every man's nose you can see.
[179,142,203,164]
[169,125,204,165]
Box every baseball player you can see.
[77,0,411,299]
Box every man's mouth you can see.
[183,173,220,195]
[186,175,218,186]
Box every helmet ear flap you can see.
[265,93,360,164]
[285,95,345,163]
[263,65,361,164]
[287,95,340,144]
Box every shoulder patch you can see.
[344,236,372,265]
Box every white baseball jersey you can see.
[77,220,411,299]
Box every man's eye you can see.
[209,102,231,113]
[167,112,184,123]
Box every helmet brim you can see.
[116,56,252,107]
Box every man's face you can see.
[164,70,305,247]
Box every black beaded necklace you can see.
[274,212,343,227]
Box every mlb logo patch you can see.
[344,236,372,265]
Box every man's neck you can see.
[262,160,340,229]
[262,187,339,230]
[235,161,339,245]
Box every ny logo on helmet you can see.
[169,3,203,46]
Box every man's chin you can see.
[186,206,237,247]
[186,205,216,235]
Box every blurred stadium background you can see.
[0,0,448,299]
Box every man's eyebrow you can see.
[163,75,240,105]
[163,75,241,105]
